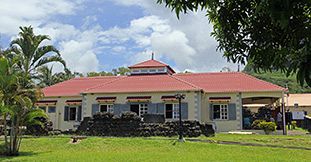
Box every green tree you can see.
[0,56,47,156]
[53,68,83,83]
[157,0,311,87]
[36,66,55,88]
[87,67,130,77]
[112,67,130,75]
[0,26,66,156]
[10,26,66,79]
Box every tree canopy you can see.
[87,67,130,77]
[157,0,311,87]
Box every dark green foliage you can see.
[255,107,273,121]
[157,0,311,87]
[25,117,53,136]
[245,70,311,93]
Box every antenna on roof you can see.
[237,64,240,72]
[151,52,154,60]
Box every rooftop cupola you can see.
[128,57,175,75]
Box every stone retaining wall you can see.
[77,112,214,137]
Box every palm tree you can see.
[10,26,66,78]
[0,56,47,156]
[36,66,55,88]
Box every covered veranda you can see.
[241,91,286,134]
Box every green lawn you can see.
[0,134,311,162]
[200,133,311,147]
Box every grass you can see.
[200,133,311,148]
[0,134,310,162]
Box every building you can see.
[286,93,311,114]
[38,59,285,132]
[243,93,311,115]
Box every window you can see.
[132,69,139,73]
[69,107,77,121]
[39,106,46,112]
[100,104,114,113]
[48,106,56,113]
[158,68,165,72]
[213,104,228,120]
[149,69,156,73]
[140,69,148,73]
[130,104,148,117]
[165,103,179,119]
[139,104,148,117]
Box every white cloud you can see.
[107,0,238,72]
[0,0,79,35]
[0,0,238,74]
[36,23,102,73]
[0,0,101,74]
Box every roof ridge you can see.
[129,59,168,67]
[83,76,127,93]
[174,72,240,76]
[169,75,202,91]
[239,72,285,90]
[74,76,119,80]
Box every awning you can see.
[35,100,57,106]
[65,100,82,105]
[126,96,151,102]
[161,95,177,101]
[96,97,117,103]
[209,97,231,103]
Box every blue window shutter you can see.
[147,103,157,114]
[210,104,213,120]
[64,106,69,121]
[77,106,82,121]
[113,104,130,116]
[92,104,99,116]
[181,103,188,119]
[157,103,165,114]
[228,103,236,120]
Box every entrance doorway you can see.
[130,104,140,116]
[130,104,148,117]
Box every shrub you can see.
[25,117,53,136]
[251,120,265,130]
[258,121,276,134]
[255,106,272,120]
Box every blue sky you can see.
[0,0,237,74]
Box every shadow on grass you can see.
[0,151,44,160]
[187,138,311,150]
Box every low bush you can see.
[258,121,276,134]
[251,120,265,130]
[25,117,53,136]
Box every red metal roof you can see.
[42,72,284,97]
[174,72,285,92]
[42,76,119,97]
[128,59,175,73]
[129,59,168,68]
[85,74,199,93]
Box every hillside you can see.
[246,71,311,93]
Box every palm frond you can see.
[31,45,60,67]
[33,56,66,70]
[23,108,48,127]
